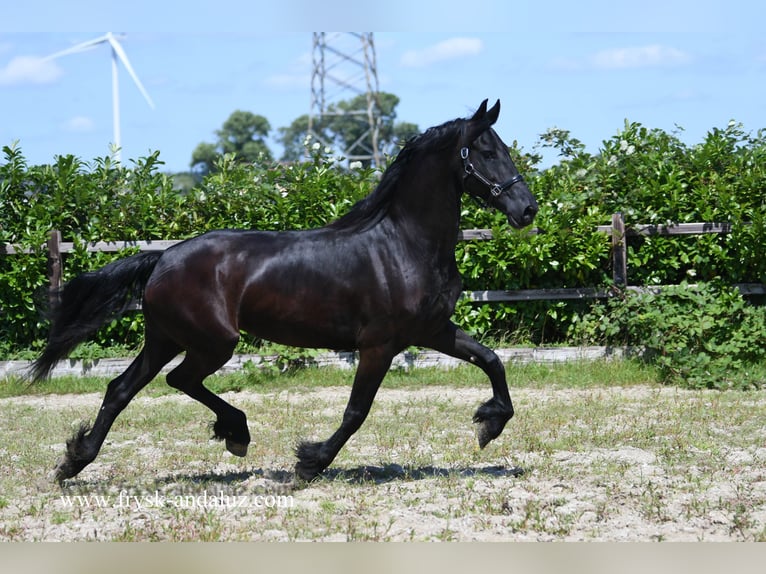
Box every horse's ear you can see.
[486,99,500,125]
[470,99,489,122]
[463,99,500,144]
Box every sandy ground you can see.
[1,385,765,541]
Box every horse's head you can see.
[459,99,538,229]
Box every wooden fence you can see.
[2,213,765,304]
[462,214,765,301]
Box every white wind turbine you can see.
[45,32,155,162]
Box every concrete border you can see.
[1,346,636,380]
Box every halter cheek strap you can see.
[461,147,525,197]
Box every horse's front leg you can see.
[295,345,395,481]
[419,321,514,448]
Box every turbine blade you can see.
[107,35,155,109]
[43,34,110,61]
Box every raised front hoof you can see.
[476,422,499,450]
[294,441,328,482]
[225,439,249,457]
[473,399,513,449]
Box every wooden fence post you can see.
[611,212,627,287]
[47,229,62,306]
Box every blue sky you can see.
[1,1,764,173]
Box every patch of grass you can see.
[0,375,109,399]
[0,356,661,399]
[507,358,660,389]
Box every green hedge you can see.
[2,120,766,387]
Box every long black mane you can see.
[327,117,466,232]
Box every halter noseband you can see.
[460,147,525,197]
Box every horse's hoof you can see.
[225,439,248,457]
[294,462,322,483]
[49,467,63,485]
[52,456,76,484]
[476,423,492,450]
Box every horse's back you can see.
[142,228,362,348]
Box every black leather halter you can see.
[461,147,525,197]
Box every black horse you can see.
[32,99,538,483]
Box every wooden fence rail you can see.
[2,213,764,303]
[463,214,763,300]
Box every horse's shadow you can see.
[319,463,525,484]
[58,464,524,494]
[158,463,524,491]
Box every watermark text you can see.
[59,489,294,511]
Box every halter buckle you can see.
[460,147,474,175]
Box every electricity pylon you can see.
[308,32,381,166]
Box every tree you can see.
[278,115,311,164]
[277,92,419,165]
[191,110,273,175]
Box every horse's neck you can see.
[387,172,463,252]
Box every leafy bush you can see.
[570,282,766,390]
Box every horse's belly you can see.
[237,287,359,350]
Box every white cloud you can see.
[590,44,691,70]
[0,55,63,86]
[62,116,95,132]
[400,37,483,67]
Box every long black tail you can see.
[30,251,163,381]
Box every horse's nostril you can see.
[523,204,538,223]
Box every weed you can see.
[639,480,670,523]
[50,510,71,525]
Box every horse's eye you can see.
[481,150,496,160]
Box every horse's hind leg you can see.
[418,321,513,449]
[165,340,251,457]
[54,332,180,483]
[295,345,395,481]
